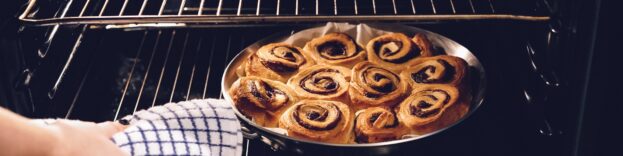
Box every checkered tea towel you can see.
[112,99,243,156]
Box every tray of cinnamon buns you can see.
[222,23,486,145]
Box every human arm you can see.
[0,107,127,156]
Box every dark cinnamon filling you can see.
[412,66,434,83]
[240,80,288,110]
[306,111,326,121]
[368,74,396,93]
[317,41,349,60]
[364,92,381,99]
[260,60,297,72]
[316,39,360,60]
[432,89,452,104]
[424,95,438,101]
[361,67,398,98]
[299,69,341,95]
[411,59,456,83]
[410,90,451,118]
[369,113,381,123]
[417,101,432,108]
[262,82,288,107]
[259,46,302,72]
[315,78,337,90]
[379,41,404,56]
[247,80,268,104]
[271,46,298,61]
[355,110,398,143]
[410,106,440,118]
[293,104,342,131]
[368,112,399,128]
[373,40,419,63]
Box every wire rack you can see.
[30,24,550,156]
[19,0,550,26]
[11,28,250,153]
[17,1,554,156]
[33,28,287,155]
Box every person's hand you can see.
[45,120,128,156]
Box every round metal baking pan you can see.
[221,23,486,154]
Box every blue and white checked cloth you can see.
[113,99,243,156]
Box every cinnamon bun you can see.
[287,65,351,103]
[400,55,469,90]
[366,33,433,73]
[355,107,409,143]
[349,62,408,108]
[303,33,366,68]
[395,85,468,134]
[229,76,298,127]
[244,43,314,82]
[279,100,355,144]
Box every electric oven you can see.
[0,0,611,155]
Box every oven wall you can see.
[0,0,32,115]
[575,0,622,155]
[549,0,621,156]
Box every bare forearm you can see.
[0,107,57,156]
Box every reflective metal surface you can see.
[19,0,550,27]
[221,23,486,152]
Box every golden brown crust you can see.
[279,100,355,144]
[231,32,474,144]
[303,33,366,68]
[287,65,351,103]
[366,33,434,73]
[400,55,469,91]
[244,43,314,82]
[412,33,434,56]
[349,61,408,109]
[395,85,468,134]
[229,76,298,127]
[354,107,409,143]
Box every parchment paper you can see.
[283,22,397,48]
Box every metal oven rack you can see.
[19,0,550,26]
[19,25,557,156]
[14,0,556,155]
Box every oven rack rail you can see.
[19,0,551,27]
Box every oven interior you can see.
[1,0,599,155]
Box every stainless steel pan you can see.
[222,23,486,155]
